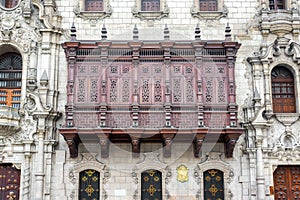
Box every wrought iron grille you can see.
[79,169,100,200]
[204,169,224,200]
[141,169,162,200]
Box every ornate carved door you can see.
[141,169,162,200]
[204,169,224,200]
[79,169,100,200]
[274,166,300,200]
[0,164,21,200]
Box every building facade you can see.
[0,0,299,200]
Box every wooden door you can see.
[274,166,300,200]
[0,164,21,200]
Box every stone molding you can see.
[131,0,169,21]
[194,152,234,200]
[68,153,110,200]
[73,0,112,24]
[131,153,171,200]
[190,0,228,20]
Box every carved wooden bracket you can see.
[130,136,140,158]
[193,134,206,158]
[97,134,110,158]
[60,128,80,158]
[224,134,239,158]
[162,134,175,158]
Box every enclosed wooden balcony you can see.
[59,25,243,158]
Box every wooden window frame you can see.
[269,0,286,10]
[85,0,104,12]
[191,0,228,20]
[141,0,160,12]
[0,0,19,9]
[199,0,218,11]
[271,66,296,113]
[0,53,22,108]
[131,0,169,21]
[74,0,112,20]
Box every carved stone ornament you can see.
[194,152,234,200]
[131,1,169,21]
[68,153,110,200]
[191,3,228,20]
[260,9,300,37]
[272,128,300,162]
[132,153,170,200]
[176,165,188,183]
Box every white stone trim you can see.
[131,152,172,200]
[68,153,110,200]
[190,0,228,20]
[131,0,169,21]
[73,0,112,22]
[194,152,234,200]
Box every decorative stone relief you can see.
[191,2,228,20]
[132,153,171,200]
[131,0,169,21]
[68,153,110,200]
[73,0,112,24]
[260,8,300,37]
[24,92,52,114]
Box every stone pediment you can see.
[0,106,20,136]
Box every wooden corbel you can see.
[97,134,110,158]
[65,134,80,158]
[193,134,206,158]
[162,134,175,158]
[224,134,239,158]
[130,136,140,158]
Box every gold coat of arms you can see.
[176,165,188,182]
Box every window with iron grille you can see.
[269,0,285,10]
[79,169,100,200]
[141,169,162,200]
[204,169,224,200]
[142,0,160,11]
[85,0,103,11]
[0,0,19,8]
[0,53,22,108]
[271,66,296,113]
[199,0,217,11]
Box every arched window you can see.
[199,0,217,11]
[203,169,224,200]
[141,0,160,11]
[269,0,285,10]
[0,53,22,108]
[79,169,100,200]
[271,66,296,113]
[0,0,19,8]
[141,169,162,199]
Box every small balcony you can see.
[0,106,20,136]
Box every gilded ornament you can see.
[176,165,189,183]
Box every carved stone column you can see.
[256,136,266,200]
[35,130,45,200]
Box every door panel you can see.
[0,164,21,200]
[274,166,300,200]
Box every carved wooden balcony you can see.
[59,38,243,158]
